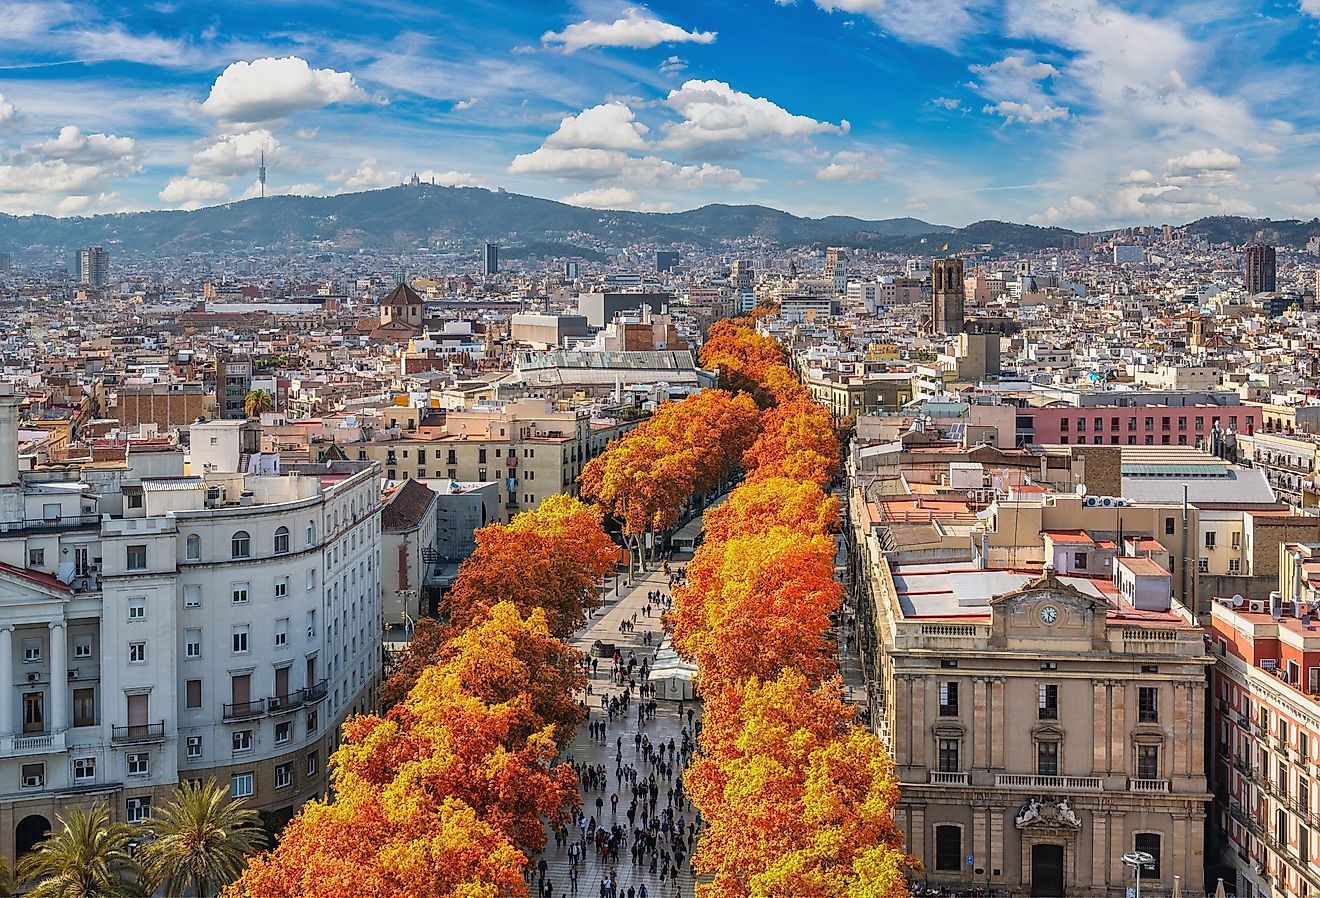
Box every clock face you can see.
[1040,605,1059,624]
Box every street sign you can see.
[967,856,974,866]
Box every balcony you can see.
[269,680,327,713]
[303,679,328,703]
[0,732,66,757]
[222,699,266,721]
[1128,778,1171,793]
[0,514,101,535]
[112,721,165,744]
[995,773,1103,792]
[929,771,970,786]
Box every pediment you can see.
[0,564,72,611]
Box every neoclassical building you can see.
[855,521,1211,897]
[0,396,383,865]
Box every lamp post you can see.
[1122,850,1155,898]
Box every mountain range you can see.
[0,185,1315,259]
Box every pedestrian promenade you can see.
[531,559,701,898]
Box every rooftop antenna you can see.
[258,146,267,198]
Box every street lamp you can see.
[1122,850,1155,898]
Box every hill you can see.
[1179,216,1320,248]
[0,185,949,257]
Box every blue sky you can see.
[0,0,1319,228]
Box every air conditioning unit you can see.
[307,627,315,639]
[26,672,39,683]
[1256,863,1267,875]
[68,669,77,680]
[1249,600,1267,614]
[22,775,43,788]
[1100,496,1115,507]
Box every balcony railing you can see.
[1128,778,1171,792]
[929,771,969,786]
[995,774,1103,792]
[0,514,101,534]
[222,699,266,721]
[112,721,165,744]
[268,680,328,713]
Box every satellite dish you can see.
[1076,484,1088,497]
[1232,594,1245,607]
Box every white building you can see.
[0,387,383,863]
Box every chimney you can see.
[0,385,19,486]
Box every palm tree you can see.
[0,855,14,897]
[242,389,274,419]
[16,803,140,898]
[141,779,265,898]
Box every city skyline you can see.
[0,0,1318,229]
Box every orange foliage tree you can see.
[701,476,839,545]
[444,495,616,637]
[685,670,910,898]
[743,397,841,486]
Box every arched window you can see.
[273,526,290,555]
[185,534,201,561]
[231,531,251,559]
[306,522,315,547]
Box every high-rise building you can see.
[931,257,965,335]
[655,250,679,273]
[730,260,754,292]
[824,247,848,294]
[217,355,254,420]
[564,261,580,279]
[1245,243,1277,294]
[483,243,499,276]
[79,246,109,288]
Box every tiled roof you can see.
[381,478,436,532]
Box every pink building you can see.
[1017,405,1259,447]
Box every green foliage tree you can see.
[143,779,265,898]
[16,803,140,898]
[242,389,274,419]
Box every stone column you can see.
[1091,812,1109,891]
[1110,681,1125,771]
[989,807,1004,881]
[1094,680,1110,774]
[49,622,66,732]
[0,626,11,736]
[912,676,927,768]
[991,678,1006,770]
[974,678,990,768]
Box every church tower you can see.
[931,257,965,335]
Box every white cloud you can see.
[509,146,744,190]
[803,0,983,48]
[188,129,279,178]
[560,187,640,208]
[1163,148,1241,176]
[1303,0,1320,18]
[1119,169,1157,185]
[453,98,479,111]
[202,57,365,124]
[1031,194,1100,225]
[0,124,142,201]
[327,157,402,191]
[905,198,930,213]
[930,96,962,110]
[816,151,880,182]
[508,146,625,178]
[0,93,16,130]
[416,169,484,187]
[542,8,716,53]
[159,176,230,209]
[982,101,1069,125]
[544,102,649,151]
[295,127,319,140]
[661,79,848,154]
[285,182,321,196]
[660,55,687,75]
[31,126,137,164]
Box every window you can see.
[1073,551,1087,570]
[186,736,202,760]
[1302,824,1312,865]
[186,679,202,709]
[126,797,150,824]
[1037,741,1059,776]
[1138,687,1159,723]
[306,522,315,546]
[1038,684,1058,720]
[1165,517,1175,535]
[307,709,318,733]
[1134,833,1161,879]
[127,753,149,776]
[275,721,291,744]
[126,544,147,570]
[274,576,288,599]
[232,626,249,654]
[21,762,45,788]
[306,752,318,777]
[184,585,202,608]
[1228,559,1241,575]
[232,583,249,605]
[185,535,201,561]
[1198,557,1209,573]
[1205,531,1217,549]
[939,682,959,716]
[275,764,292,790]
[274,526,290,554]
[128,596,145,621]
[22,638,41,663]
[938,738,961,772]
[67,685,94,727]
[306,609,316,640]
[1232,531,1242,549]
[179,627,200,659]
[232,730,253,754]
[74,635,92,658]
[1137,744,1160,780]
[231,772,254,798]
[73,757,95,782]
[28,548,44,567]
[935,825,962,872]
[306,569,317,591]
[128,641,146,664]
[231,531,251,559]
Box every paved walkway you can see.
[532,558,701,898]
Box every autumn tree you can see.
[381,616,451,708]
[444,495,616,637]
[702,477,839,545]
[743,397,840,486]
